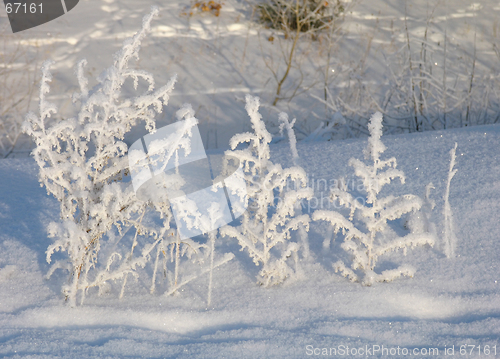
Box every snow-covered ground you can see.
[1,123,500,358]
[1,0,500,357]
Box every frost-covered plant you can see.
[443,142,458,258]
[313,2,500,137]
[313,112,435,285]
[220,95,313,287]
[23,8,179,306]
[123,105,206,298]
[128,104,234,303]
[160,199,234,305]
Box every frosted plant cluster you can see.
[24,7,457,306]
[23,8,227,306]
[313,112,436,285]
[221,95,313,286]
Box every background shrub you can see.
[258,0,344,34]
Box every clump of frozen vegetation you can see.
[311,3,500,138]
[23,8,173,305]
[221,95,313,287]
[313,112,435,285]
[23,8,221,305]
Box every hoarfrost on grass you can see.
[313,112,436,285]
[221,95,313,287]
[23,7,228,306]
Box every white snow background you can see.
[0,0,500,357]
